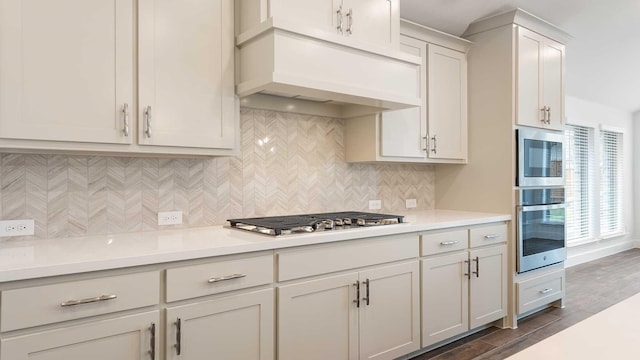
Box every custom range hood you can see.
[235,5,422,117]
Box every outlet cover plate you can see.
[369,200,382,210]
[406,199,417,208]
[0,219,35,237]
[158,211,183,226]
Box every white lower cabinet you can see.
[166,289,274,360]
[421,224,508,347]
[278,261,420,360]
[1,311,159,360]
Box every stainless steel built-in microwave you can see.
[516,128,564,187]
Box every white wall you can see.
[635,110,640,248]
[564,96,635,266]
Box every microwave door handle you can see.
[520,203,566,212]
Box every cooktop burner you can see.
[228,211,404,236]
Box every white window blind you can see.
[599,129,623,236]
[564,125,594,244]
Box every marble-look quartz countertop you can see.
[0,210,510,282]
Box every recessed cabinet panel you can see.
[347,0,398,47]
[0,0,133,144]
[0,311,159,360]
[542,41,564,130]
[278,273,359,360]
[138,0,235,149]
[269,0,341,36]
[166,289,274,360]
[427,44,467,160]
[469,245,507,329]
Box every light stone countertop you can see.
[0,210,510,283]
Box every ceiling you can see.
[401,0,640,114]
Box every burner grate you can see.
[228,211,404,236]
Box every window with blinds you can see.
[564,125,594,244]
[599,129,623,236]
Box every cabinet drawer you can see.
[469,223,507,248]
[517,269,564,314]
[277,234,418,281]
[1,271,160,332]
[166,254,273,302]
[420,229,468,256]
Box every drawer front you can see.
[166,254,273,302]
[420,229,468,256]
[469,223,507,248]
[1,271,160,332]
[517,269,565,314]
[277,234,418,282]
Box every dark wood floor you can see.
[409,248,640,360]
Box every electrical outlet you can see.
[405,199,417,209]
[369,200,382,210]
[158,211,183,226]
[0,219,35,237]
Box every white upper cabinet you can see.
[0,0,133,144]
[236,0,419,113]
[0,0,238,156]
[427,44,468,160]
[238,0,399,48]
[138,0,236,149]
[345,21,470,164]
[516,27,565,130]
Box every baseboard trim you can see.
[565,240,636,268]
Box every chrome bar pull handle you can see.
[346,8,353,35]
[144,106,152,138]
[546,106,551,124]
[362,278,370,306]
[472,256,480,277]
[484,234,499,239]
[149,323,156,360]
[122,103,130,137]
[175,318,182,355]
[336,5,343,34]
[440,240,459,246]
[208,273,247,283]
[60,294,117,307]
[422,136,428,151]
[464,260,470,279]
[539,288,553,294]
[431,134,437,154]
[353,281,360,308]
[540,106,547,123]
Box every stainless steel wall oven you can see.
[516,128,564,187]
[516,188,566,273]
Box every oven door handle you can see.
[520,203,566,212]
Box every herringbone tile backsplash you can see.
[0,109,435,239]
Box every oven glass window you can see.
[521,208,565,256]
[523,139,563,178]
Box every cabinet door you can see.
[516,27,544,128]
[542,39,565,131]
[469,245,507,329]
[138,0,236,149]
[166,289,274,360]
[427,44,467,160]
[347,0,398,47]
[0,0,133,144]
[270,0,342,36]
[0,311,158,360]
[380,36,427,159]
[359,261,420,360]
[278,273,359,360]
[421,251,469,347]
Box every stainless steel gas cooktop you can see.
[227,211,404,236]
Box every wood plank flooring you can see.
[409,248,640,360]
